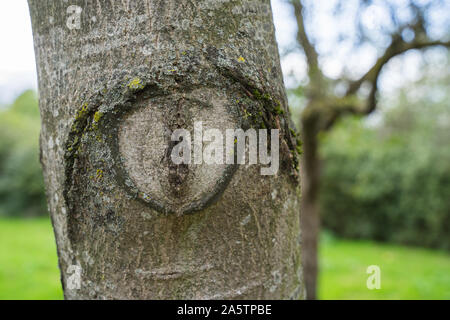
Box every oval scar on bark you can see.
[116,88,239,215]
[64,84,239,217]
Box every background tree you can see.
[286,0,450,299]
[320,60,450,250]
[28,0,304,299]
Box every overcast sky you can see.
[0,0,36,104]
[0,0,447,106]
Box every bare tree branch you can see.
[294,0,449,131]
[291,0,323,83]
[321,37,450,129]
[346,37,450,97]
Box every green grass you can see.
[319,232,450,299]
[0,218,63,299]
[0,219,449,299]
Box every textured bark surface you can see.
[29,0,304,299]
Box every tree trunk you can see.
[29,0,304,299]
[300,113,321,300]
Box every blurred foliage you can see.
[0,90,47,217]
[319,69,450,250]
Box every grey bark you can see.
[29,0,304,299]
